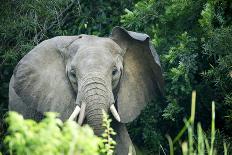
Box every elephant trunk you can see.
[81,75,111,136]
[85,94,108,136]
[68,73,120,136]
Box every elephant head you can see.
[9,27,164,136]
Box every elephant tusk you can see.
[78,102,86,125]
[68,105,81,121]
[110,104,121,122]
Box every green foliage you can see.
[4,111,116,155]
[162,32,198,121]
[162,100,183,121]
[202,27,232,92]
[4,112,100,155]
[127,100,164,154]
[100,111,116,155]
[168,92,231,155]
[199,2,215,33]
[121,0,232,153]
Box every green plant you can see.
[99,110,116,155]
[4,111,116,155]
[121,0,232,153]
[4,112,100,155]
[168,91,230,155]
[127,100,164,154]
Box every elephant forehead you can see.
[69,35,123,56]
[75,48,114,72]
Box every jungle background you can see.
[0,0,232,154]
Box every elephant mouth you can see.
[68,72,120,136]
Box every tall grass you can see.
[168,91,228,155]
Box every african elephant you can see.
[9,26,164,155]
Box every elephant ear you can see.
[12,36,79,120]
[110,27,164,123]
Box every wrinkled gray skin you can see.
[9,27,164,155]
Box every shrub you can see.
[121,0,232,153]
[4,111,116,155]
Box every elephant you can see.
[8,26,164,155]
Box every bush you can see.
[121,0,232,153]
[4,111,116,155]
[4,112,100,155]
[127,99,165,154]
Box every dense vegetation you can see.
[0,0,232,154]
[122,0,232,154]
[4,111,116,155]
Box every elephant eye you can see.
[70,69,76,78]
[112,66,121,89]
[112,67,118,76]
